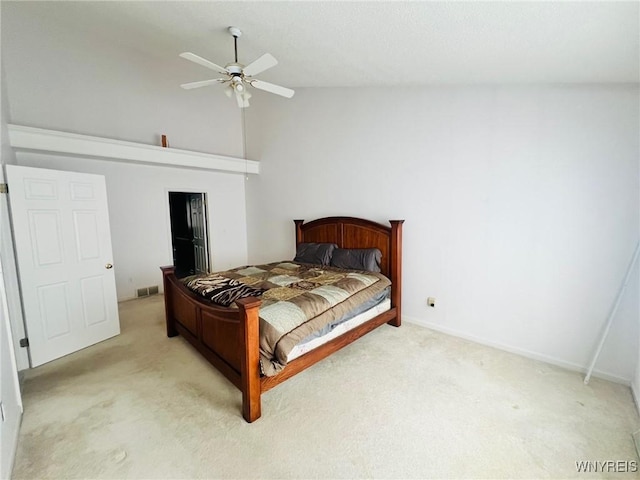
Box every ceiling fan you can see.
[179,26,295,108]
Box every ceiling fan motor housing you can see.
[226,64,243,75]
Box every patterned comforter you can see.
[184,261,391,376]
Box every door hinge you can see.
[0,184,8,194]
[19,337,29,348]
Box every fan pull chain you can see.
[242,107,248,180]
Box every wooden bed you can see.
[160,216,404,422]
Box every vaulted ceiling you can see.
[3,1,639,88]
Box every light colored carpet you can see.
[11,295,640,479]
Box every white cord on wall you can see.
[584,240,640,384]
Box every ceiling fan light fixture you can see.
[235,88,251,109]
[235,90,251,109]
[235,90,244,109]
[230,75,245,92]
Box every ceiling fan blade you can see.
[179,52,227,74]
[250,80,295,98]
[242,53,278,77]
[180,79,226,90]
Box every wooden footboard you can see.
[161,266,259,403]
[161,217,403,422]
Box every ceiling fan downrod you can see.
[229,26,242,64]
[233,35,238,63]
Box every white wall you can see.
[0,25,24,476]
[0,250,22,480]
[1,3,251,302]
[15,153,248,301]
[1,2,243,158]
[245,85,640,383]
[0,57,28,370]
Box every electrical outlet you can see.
[427,297,436,307]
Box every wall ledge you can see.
[7,124,259,175]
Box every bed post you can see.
[160,266,178,337]
[388,220,404,327]
[236,297,262,422]
[294,219,304,245]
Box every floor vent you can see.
[136,286,159,298]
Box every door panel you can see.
[6,165,120,366]
[73,211,100,260]
[80,275,107,326]
[190,194,209,275]
[69,182,96,200]
[30,210,64,265]
[38,282,71,339]
[24,178,57,199]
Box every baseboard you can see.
[403,315,630,386]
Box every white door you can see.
[6,165,119,367]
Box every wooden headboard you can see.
[294,217,404,314]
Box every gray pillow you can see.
[330,248,382,272]
[293,243,337,266]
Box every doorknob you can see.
[105,263,113,269]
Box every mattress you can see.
[287,298,391,362]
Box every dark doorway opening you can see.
[168,192,210,278]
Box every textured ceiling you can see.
[4,1,639,88]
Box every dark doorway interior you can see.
[169,192,210,278]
